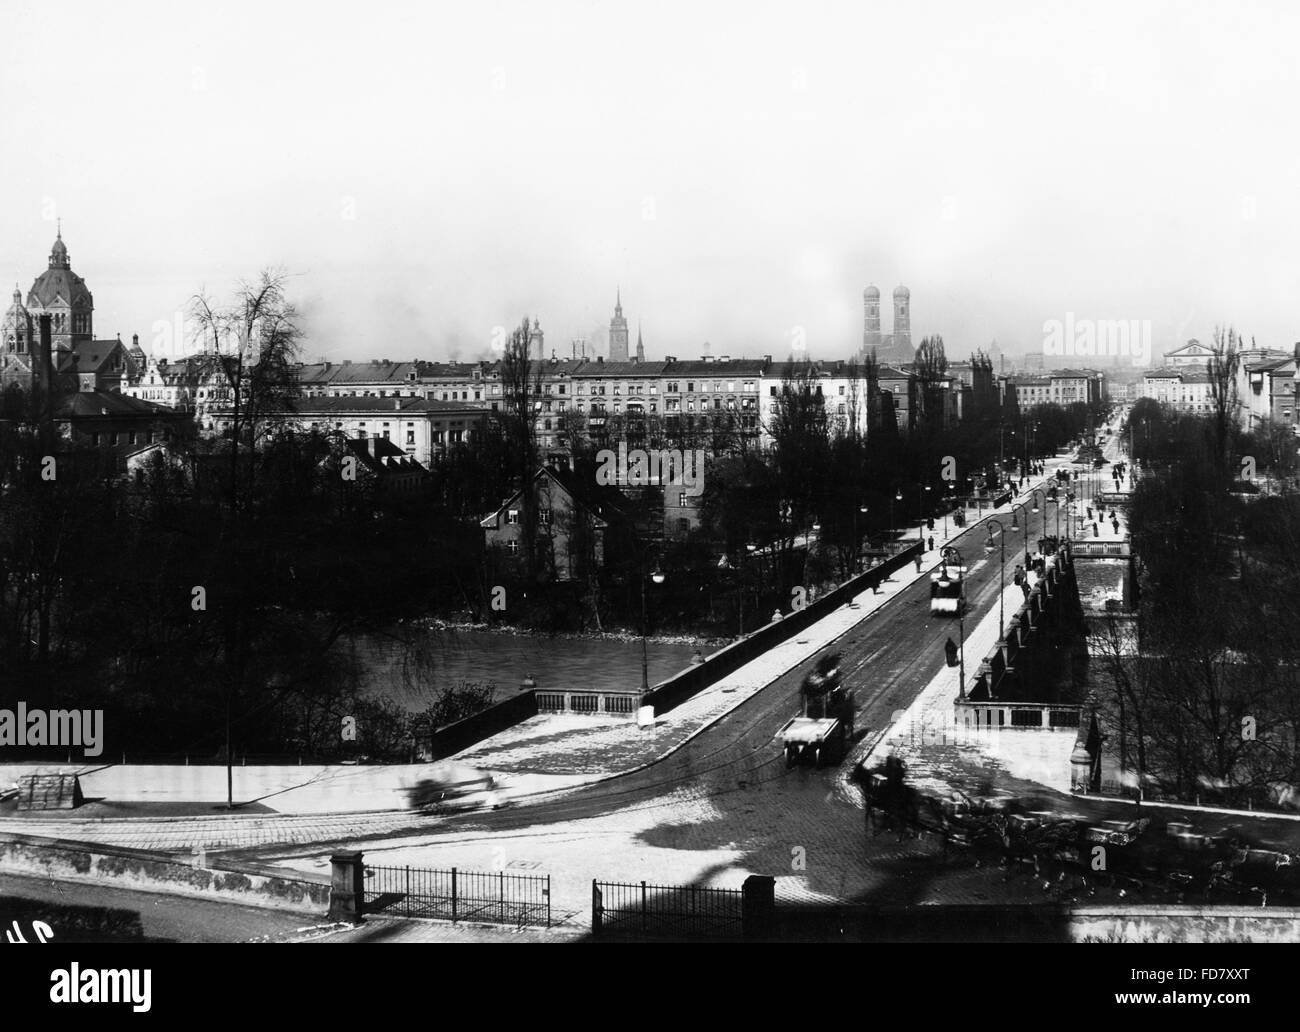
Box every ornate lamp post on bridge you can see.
[1011,502,1031,566]
[941,546,967,700]
[984,514,1018,639]
[1031,489,1047,551]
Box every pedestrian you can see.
[1111,518,1119,534]
[914,554,923,573]
[1020,580,1030,600]
[927,535,935,552]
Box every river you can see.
[351,626,704,711]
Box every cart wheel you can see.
[785,745,798,768]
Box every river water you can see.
[352,626,703,711]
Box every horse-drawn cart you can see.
[780,652,854,768]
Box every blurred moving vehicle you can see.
[405,762,503,812]
[780,651,855,768]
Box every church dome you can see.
[864,285,880,299]
[893,284,910,298]
[28,230,93,310]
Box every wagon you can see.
[780,714,847,768]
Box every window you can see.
[770,386,777,396]
[406,430,415,445]
[687,382,694,392]
[679,493,687,507]
[539,509,552,525]
[507,509,520,525]
[506,541,519,555]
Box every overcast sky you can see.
[1,0,1296,365]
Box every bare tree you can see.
[1207,325,1242,485]
[187,269,303,808]
[500,317,543,579]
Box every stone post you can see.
[329,851,365,923]
[742,874,776,940]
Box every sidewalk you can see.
[852,558,1076,798]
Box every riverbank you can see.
[403,616,729,650]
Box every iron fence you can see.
[363,865,550,928]
[592,879,744,939]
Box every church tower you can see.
[892,285,911,356]
[609,290,629,362]
[863,285,882,352]
[636,322,644,362]
[0,287,36,393]
[26,224,93,357]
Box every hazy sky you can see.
[1,0,1296,365]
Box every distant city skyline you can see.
[3,1,1296,364]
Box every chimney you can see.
[132,333,139,348]
[394,397,401,410]
[37,315,54,433]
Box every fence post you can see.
[641,880,648,934]
[500,871,505,925]
[546,875,551,928]
[452,867,458,924]
[742,875,776,940]
[592,881,602,936]
[328,851,365,923]
[405,865,411,918]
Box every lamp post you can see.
[918,483,932,546]
[890,489,902,553]
[1031,489,1046,550]
[942,546,966,699]
[1011,502,1030,565]
[739,541,757,636]
[985,518,1011,639]
[639,550,665,699]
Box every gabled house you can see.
[479,465,634,582]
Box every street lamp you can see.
[1031,489,1046,551]
[639,551,665,699]
[889,489,902,553]
[918,483,932,546]
[1011,502,1030,565]
[942,546,966,699]
[985,518,1009,639]
[738,540,757,636]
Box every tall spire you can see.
[636,321,644,362]
[49,222,69,269]
[615,287,622,317]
